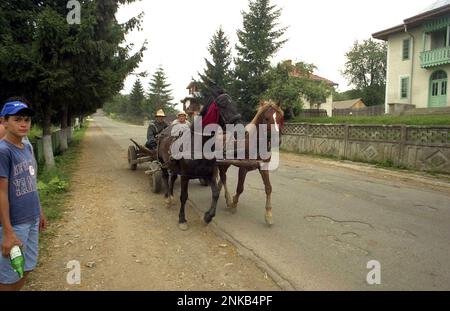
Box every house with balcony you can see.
[373,0,450,113]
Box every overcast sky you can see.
[116,0,431,109]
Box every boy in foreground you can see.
[0,101,46,291]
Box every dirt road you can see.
[25,113,450,291]
[25,119,279,291]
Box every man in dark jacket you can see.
[145,109,168,150]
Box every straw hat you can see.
[155,109,166,117]
[177,110,187,117]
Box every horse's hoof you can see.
[204,213,213,224]
[265,215,274,226]
[165,196,174,208]
[178,223,189,231]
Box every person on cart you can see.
[145,109,169,150]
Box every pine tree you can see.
[0,0,146,166]
[147,66,175,116]
[199,27,233,97]
[234,0,287,120]
[127,79,145,121]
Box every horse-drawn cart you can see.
[128,139,163,193]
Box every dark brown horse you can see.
[157,92,242,230]
[217,100,284,226]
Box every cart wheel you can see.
[199,178,209,186]
[151,170,162,193]
[128,146,137,171]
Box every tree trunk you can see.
[59,103,69,152]
[289,106,294,119]
[43,105,55,167]
[67,109,73,144]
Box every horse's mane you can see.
[250,101,284,125]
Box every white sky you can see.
[116,0,431,109]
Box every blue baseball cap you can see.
[1,101,35,117]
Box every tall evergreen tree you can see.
[147,66,175,116]
[199,27,233,97]
[127,79,145,122]
[234,0,287,120]
[0,0,146,166]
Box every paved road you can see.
[94,113,450,290]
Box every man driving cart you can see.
[145,109,169,150]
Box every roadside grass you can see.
[292,115,450,126]
[36,124,88,257]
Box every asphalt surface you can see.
[93,113,450,290]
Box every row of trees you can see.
[197,0,387,120]
[0,0,146,166]
[103,67,176,124]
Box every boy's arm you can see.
[0,178,22,257]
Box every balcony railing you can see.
[421,47,450,68]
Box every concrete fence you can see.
[281,123,450,174]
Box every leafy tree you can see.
[233,0,287,120]
[342,38,387,106]
[199,27,233,97]
[0,0,146,166]
[263,61,332,120]
[147,66,175,116]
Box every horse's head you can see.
[256,99,284,139]
[199,87,242,130]
[215,93,242,127]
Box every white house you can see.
[373,0,450,113]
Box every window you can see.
[430,29,447,49]
[401,77,409,99]
[402,39,410,60]
[442,81,448,95]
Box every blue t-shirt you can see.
[0,140,41,226]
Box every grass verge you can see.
[36,124,88,256]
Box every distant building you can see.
[373,0,450,113]
[333,98,367,110]
[285,60,338,116]
[181,80,203,118]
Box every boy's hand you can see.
[1,231,22,257]
[39,212,47,233]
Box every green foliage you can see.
[103,94,130,116]
[0,0,146,133]
[199,27,233,96]
[147,66,175,116]
[234,0,287,120]
[341,38,387,106]
[37,124,87,222]
[263,61,333,120]
[126,79,145,121]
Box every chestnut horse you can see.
[217,100,284,226]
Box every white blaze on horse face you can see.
[273,112,279,132]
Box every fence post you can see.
[343,124,350,159]
[398,125,407,167]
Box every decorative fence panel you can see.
[282,123,450,173]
